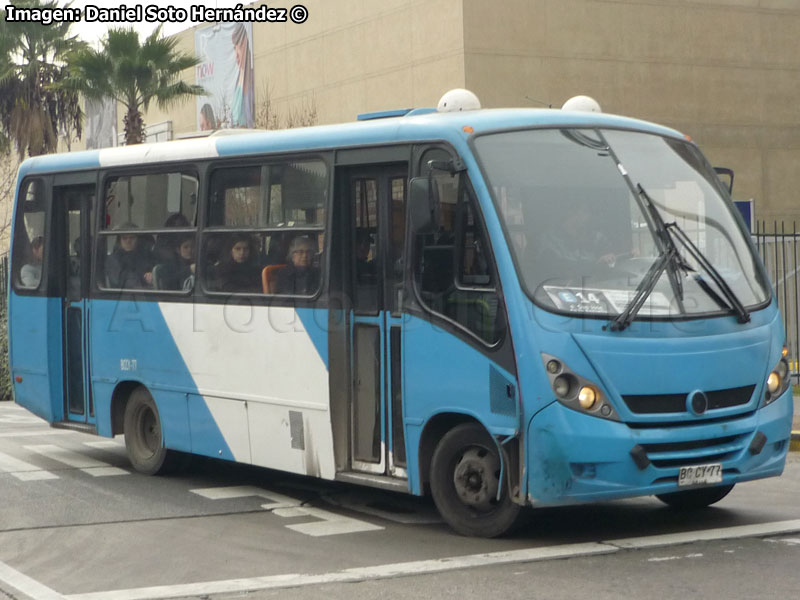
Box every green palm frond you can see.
[60,25,206,144]
[0,0,83,157]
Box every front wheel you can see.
[655,484,735,509]
[123,386,174,475]
[430,423,521,537]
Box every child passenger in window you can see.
[216,233,261,293]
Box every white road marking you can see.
[191,485,384,536]
[0,559,65,600]
[0,430,74,438]
[64,542,615,600]
[609,519,800,549]
[276,506,383,537]
[765,537,800,546]
[0,413,46,424]
[4,518,800,600]
[0,451,58,481]
[23,445,128,477]
[83,441,124,450]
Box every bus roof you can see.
[18,108,684,176]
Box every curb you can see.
[791,431,800,452]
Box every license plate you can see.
[678,463,723,487]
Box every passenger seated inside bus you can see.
[355,230,376,283]
[153,213,191,263]
[105,224,155,289]
[274,235,320,295]
[20,236,44,288]
[153,235,195,290]
[215,233,262,293]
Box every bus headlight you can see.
[578,386,598,409]
[541,354,619,421]
[763,347,790,406]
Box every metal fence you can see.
[754,221,800,381]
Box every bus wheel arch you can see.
[121,384,176,475]
[421,416,522,537]
[418,413,477,491]
[110,380,142,436]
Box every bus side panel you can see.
[9,294,65,423]
[89,299,197,450]
[160,303,335,479]
[402,315,518,495]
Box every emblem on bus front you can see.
[687,390,708,416]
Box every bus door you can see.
[346,166,408,477]
[54,179,95,424]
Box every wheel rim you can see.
[452,446,501,513]
[138,406,160,456]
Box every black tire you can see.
[123,386,174,475]
[430,423,522,537]
[656,484,735,509]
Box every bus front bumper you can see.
[525,389,793,506]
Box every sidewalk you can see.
[794,395,800,431]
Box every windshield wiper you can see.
[666,221,751,324]
[610,244,680,331]
[609,185,691,331]
[636,184,691,306]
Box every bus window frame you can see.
[11,176,51,297]
[408,145,506,350]
[199,152,332,301]
[95,164,201,296]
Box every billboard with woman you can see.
[194,22,255,130]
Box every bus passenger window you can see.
[98,170,198,292]
[203,159,327,296]
[12,180,47,292]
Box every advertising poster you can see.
[194,22,255,130]
[84,96,117,149]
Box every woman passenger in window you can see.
[105,224,155,289]
[274,236,320,295]
[157,235,195,290]
[216,233,261,293]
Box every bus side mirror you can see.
[408,176,439,234]
[714,167,734,195]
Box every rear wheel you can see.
[430,423,521,537]
[123,386,174,475]
[656,484,735,509]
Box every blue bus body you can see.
[9,106,793,536]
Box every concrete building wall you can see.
[143,0,467,133]
[463,0,800,222]
[139,0,799,221]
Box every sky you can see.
[2,0,251,46]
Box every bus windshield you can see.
[475,128,770,320]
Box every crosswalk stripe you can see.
[23,444,128,477]
[83,441,124,450]
[0,450,58,481]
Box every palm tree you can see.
[0,0,84,158]
[62,26,206,145]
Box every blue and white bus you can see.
[8,90,793,537]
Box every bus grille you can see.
[622,385,755,415]
[638,433,750,468]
